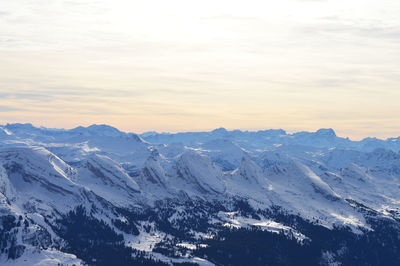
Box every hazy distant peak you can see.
[315,128,336,137]
[211,127,228,133]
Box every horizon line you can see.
[2,122,399,142]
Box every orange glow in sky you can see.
[1,0,400,139]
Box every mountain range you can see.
[0,123,399,265]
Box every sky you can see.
[0,0,399,139]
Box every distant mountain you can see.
[141,126,400,152]
[0,124,400,265]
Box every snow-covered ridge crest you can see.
[172,150,226,194]
[0,146,77,189]
[83,153,140,193]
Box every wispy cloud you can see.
[0,106,25,112]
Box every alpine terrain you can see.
[0,124,399,265]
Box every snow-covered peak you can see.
[0,146,75,181]
[211,127,228,134]
[315,128,337,137]
[173,151,225,194]
[82,154,140,194]
[257,151,293,171]
[201,139,245,154]
[340,163,371,182]
[270,161,341,202]
[0,146,82,213]
[138,152,169,191]
[201,139,247,171]
[4,123,36,132]
[320,148,361,169]
[234,156,266,185]
[71,124,123,137]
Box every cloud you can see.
[300,19,400,40]
[0,106,25,112]
[0,92,53,101]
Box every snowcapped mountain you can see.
[1,124,400,265]
[171,150,225,195]
[200,139,247,171]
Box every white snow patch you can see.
[0,247,83,266]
